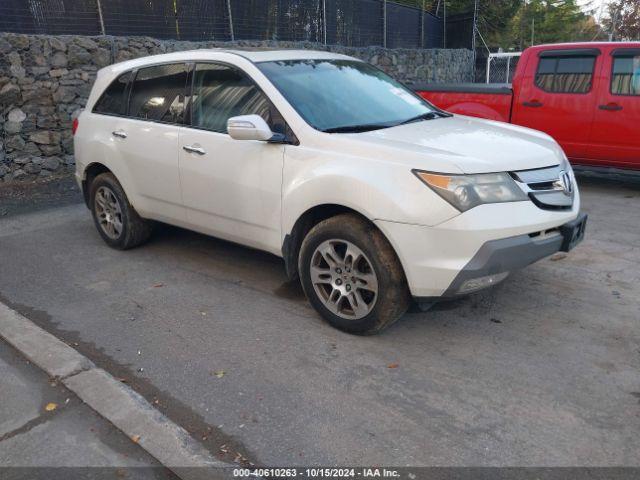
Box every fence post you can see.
[322,0,327,45]
[420,0,425,49]
[442,0,446,48]
[383,0,387,48]
[96,0,106,35]
[227,0,235,41]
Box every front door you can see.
[587,48,640,169]
[178,63,285,255]
[512,49,600,161]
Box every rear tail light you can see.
[72,118,79,135]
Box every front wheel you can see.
[298,214,410,335]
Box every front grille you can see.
[511,165,574,211]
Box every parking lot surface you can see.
[0,176,638,467]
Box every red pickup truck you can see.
[415,42,640,172]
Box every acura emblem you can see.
[553,171,573,196]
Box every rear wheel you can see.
[299,214,410,335]
[89,172,153,250]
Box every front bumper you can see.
[375,200,584,299]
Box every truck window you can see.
[190,63,272,134]
[93,71,132,116]
[128,63,189,124]
[535,55,595,94]
[611,54,640,96]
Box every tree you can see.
[604,0,640,40]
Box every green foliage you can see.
[603,0,640,40]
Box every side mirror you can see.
[227,115,274,141]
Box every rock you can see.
[4,121,22,134]
[31,156,44,165]
[30,130,54,144]
[74,37,98,50]
[51,51,68,68]
[23,142,41,155]
[0,164,9,178]
[94,48,112,68]
[14,156,31,165]
[48,37,67,52]
[49,68,69,78]
[24,163,41,174]
[67,45,92,67]
[8,35,29,50]
[10,65,26,79]
[11,168,27,181]
[5,135,25,151]
[7,51,22,66]
[39,169,53,177]
[39,144,62,156]
[0,38,12,54]
[0,83,21,105]
[8,108,26,123]
[42,156,61,171]
[63,155,75,166]
[52,85,77,103]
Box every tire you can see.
[89,172,153,250]
[298,213,410,335]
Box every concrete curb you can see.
[0,301,230,479]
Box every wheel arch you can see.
[81,162,113,208]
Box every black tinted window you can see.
[535,56,595,93]
[191,63,272,133]
[611,54,640,96]
[94,72,131,115]
[129,63,188,123]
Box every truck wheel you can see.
[89,172,153,250]
[298,213,410,335]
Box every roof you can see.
[102,48,357,76]
[528,41,640,51]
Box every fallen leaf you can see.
[212,370,226,378]
[45,402,57,412]
[153,283,164,288]
[131,434,141,443]
[387,363,399,369]
[550,253,567,261]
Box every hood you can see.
[324,115,565,174]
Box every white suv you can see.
[74,49,586,334]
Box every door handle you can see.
[523,101,543,108]
[183,145,206,155]
[598,104,623,111]
[112,130,127,139]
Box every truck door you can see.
[586,48,640,169]
[512,48,600,161]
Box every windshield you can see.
[256,59,440,132]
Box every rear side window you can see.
[129,63,189,123]
[93,71,132,116]
[611,54,640,96]
[191,63,272,133]
[535,56,595,93]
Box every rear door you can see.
[112,62,189,222]
[512,49,600,161]
[586,48,640,169]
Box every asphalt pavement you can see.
[0,175,638,467]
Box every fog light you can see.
[457,272,510,294]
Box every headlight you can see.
[413,170,528,212]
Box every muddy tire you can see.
[89,172,153,250]
[299,213,410,335]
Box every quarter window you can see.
[93,71,132,116]
[611,54,640,96]
[129,63,189,123]
[535,56,595,93]
[191,63,272,133]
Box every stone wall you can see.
[0,33,473,183]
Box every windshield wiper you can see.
[321,123,391,133]
[397,111,442,126]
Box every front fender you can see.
[281,146,460,241]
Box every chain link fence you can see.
[0,0,447,49]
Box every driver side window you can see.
[191,63,273,133]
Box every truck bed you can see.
[413,83,514,123]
